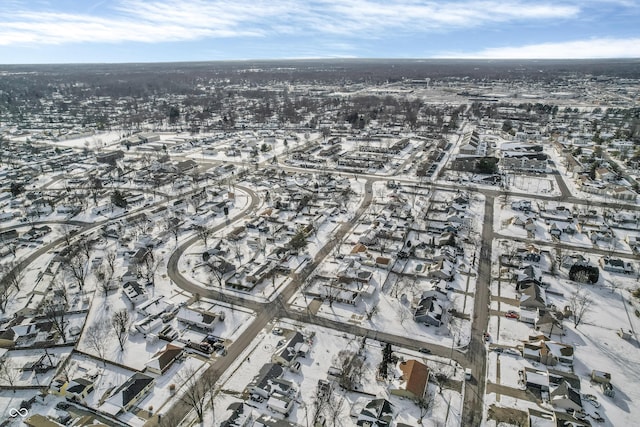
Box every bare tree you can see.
[105,248,117,277]
[568,287,592,328]
[2,264,23,292]
[230,240,243,263]
[0,238,17,258]
[312,380,333,425]
[111,309,131,351]
[325,281,343,308]
[399,304,412,326]
[85,322,109,365]
[177,366,208,423]
[75,236,94,261]
[188,188,205,213]
[94,265,113,297]
[194,224,212,248]
[392,276,411,298]
[202,369,218,418]
[61,224,77,247]
[0,358,19,391]
[166,216,181,244]
[334,350,364,391]
[42,296,67,342]
[138,251,160,286]
[328,393,346,427]
[431,367,452,394]
[417,389,435,423]
[207,261,224,287]
[0,284,13,314]
[66,252,88,291]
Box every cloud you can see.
[0,0,291,45]
[0,0,584,46]
[305,1,580,35]
[444,37,640,58]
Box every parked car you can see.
[56,402,70,410]
[272,327,284,336]
[505,348,521,356]
[505,311,519,319]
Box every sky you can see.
[0,0,639,64]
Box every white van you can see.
[465,368,472,381]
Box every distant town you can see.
[0,59,639,427]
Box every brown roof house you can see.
[145,343,184,375]
[390,359,429,400]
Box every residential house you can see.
[427,259,454,281]
[524,367,550,392]
[516,307,539,325]
[535,311,564,336]
[271,332,309,368]
[550,381,583,412]
[625,235,640,254]
[527,408,592,427]
[246,261,277,285]
[50,375,96,404]
[220,402,253,427]
[554,411,592,427]
[610,185,636,201]
[356,398,394,427]
[375,256,392,269]
[548,368,581,390]
[336,259,373,284]
[122,281,149,305]
[589,228,614,244]
[253,414,299,427]
[144,343,184,375]
[413,294,444,327]
[266,392,295,416]
[390,359,429,400]
[549,222,562,238]
[512,200,532,211]
[247,363,297,401]
[522,337,574,366]
[22,352,58,373]
[594,167,615,181]
[100,373,155,415]
[10,320,55,346]
[519,284,546,310]
[0,229,19,243]
[515,265,543,291]
[599,257,633,274]
[177,306,221,331]
[358,230,379,246]
[427,258,455,282]
[436,232,456,247]
[524,217,537,233]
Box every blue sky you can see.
[1,0,639,63]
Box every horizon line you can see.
[2,57,640,67]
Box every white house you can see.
[122,281,148,305]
